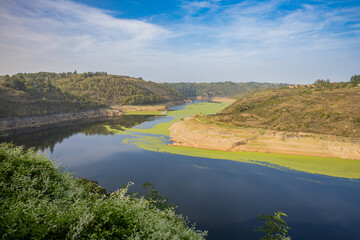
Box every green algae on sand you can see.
[105,102,360,179]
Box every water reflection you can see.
[0,115,157,152]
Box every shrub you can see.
[255,211,291,240]
[0,143,207,239]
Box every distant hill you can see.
[164,81,288,98]
[0,72,185,118]
[213,87,360,138]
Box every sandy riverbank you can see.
[169,117,360,160]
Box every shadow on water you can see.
[0,115,158,152]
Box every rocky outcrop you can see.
[0,108,123,132]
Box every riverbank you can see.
[0,108,123,132]
[0,100,188,132]
[169,116,360,160]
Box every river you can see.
[1,101,360,240]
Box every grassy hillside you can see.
[0,72,185,118]
[0,143,206,239]
[212,87,360,138]
[164,81,287,98]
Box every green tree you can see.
[350,75,360,85]
[255,211,291,240]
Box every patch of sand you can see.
[111,104,167,113]
[169,117,360,160]
[210,97,236,103]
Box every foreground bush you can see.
[0,143,206,239]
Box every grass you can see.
[0,143,207,239]
[105,102,360,179]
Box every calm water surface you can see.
[1,103,360,240]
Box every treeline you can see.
[313,75,360,89]
[164,81,288,98]
[2,71,108,91]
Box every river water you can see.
[1,102,360,240]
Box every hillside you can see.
[0,84,101,119]
[214,87,360,138]
[0,72,185,118]
[55,74,184,105]
[164,81,287,98]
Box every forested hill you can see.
[0,72,185,118]
[212,81,360,138]
[164,81,288,98]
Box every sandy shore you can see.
[112,104,167,112]
[169,117,360,160]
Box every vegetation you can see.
[54,74,184,105]
[255,212,291,240]
[164,81,287,98]
[0,143,206,239]
[0,72,185,118]
[212,87,360,138]
[313,76,360,89]
[349,75,360,86]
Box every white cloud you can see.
[0,0,170,74]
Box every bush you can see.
[255,211,291,240]
[0,143,207,239]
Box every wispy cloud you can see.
[0,0,169,73]
[0,0,359,83]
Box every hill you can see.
[55,73,184,105]
[215,87,360,138]
[0,72,185,118]
[164,81,287,98]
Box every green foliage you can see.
[55,74,184,105]
[255,211,291,240]
[132,181,175,211]
[314,79,331,88]
[233,103,254,113]
[0,143,206,239]
[350,75,360,85]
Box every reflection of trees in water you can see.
[0,115,156,152]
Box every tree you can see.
[9,77,26,90]
[130,181,175,211]
[350,75,360,85]
[255,211,291,240]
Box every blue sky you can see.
[0,0,359,83]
